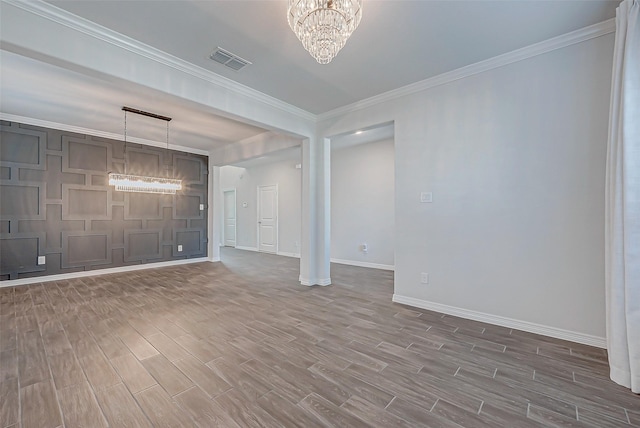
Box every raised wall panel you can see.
[126,193,162,220]
[92,175,108,186]
[127,149,162,176]
[174,156,205,184]
[0,234,45,276]
[63,232,111,267]
[0,124,46,170]
[174,194,202,219]
[124,230,162,261]
[63,185,112,220]
[189,219,206,230]
[69,141,107,171]
[0,167,10,180]
[62,138,112,174]
[1,132,39,164]
[173,229,204,257]
[0,183,45,220]
[68,189,107,215]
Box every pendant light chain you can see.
[124,109,128,175]
[166,119,170,176]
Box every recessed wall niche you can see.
[0,121,208,280]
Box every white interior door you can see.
[223,189,236,247]
[258,184,278,253]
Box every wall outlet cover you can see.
[177,245,183,252]
[199,204,204,210]
[420,192,433,203]
[37,256,46,265]
[421,272,429,284]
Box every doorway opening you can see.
[329,122,395,272]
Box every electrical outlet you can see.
[37,256,46,265]
[177,245,183,252]
[199,203,204,210]
[420,272,429,284]
[420,192,433,203]
[361,243,368,253]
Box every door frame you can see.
[257,184,278,254]
[222,188,236,248]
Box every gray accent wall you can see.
[0,121,208,280]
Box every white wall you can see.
[331,139,395,268]
[221,139,396,268]
[220,159,302,256]
[318,34,614,343]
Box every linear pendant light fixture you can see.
[108,107,182,195]
[288,0,363,64]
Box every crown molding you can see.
[318,18,616,122]
[4,0,316,124]
[0,113,211,156]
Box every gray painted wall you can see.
[0,121,208,280]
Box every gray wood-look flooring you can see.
[1,248,638,428]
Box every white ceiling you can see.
[1,0,618,157]
[46,0,618,114]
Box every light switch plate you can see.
[37,256,46,265]
[420,192,433,203]
[199,203,204,210]
[177,245,183,252]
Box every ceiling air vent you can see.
[209,47,251,71]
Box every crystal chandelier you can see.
[288,0,363,64]
[108,174,182,194]
[108,107,182,195]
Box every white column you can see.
[299,136,331,286]
[208,165,221,262]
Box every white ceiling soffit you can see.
[331,123,395,151]
[0,49,271,153]
[232,146,302,169]
[45,0,618,114]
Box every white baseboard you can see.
[277,251,300,259]
[235,246,258,252]
[392,294,606,349]
[299,276,312,286]
[0,257,210,288]
[331,258,395,271]
[299,276,332,286]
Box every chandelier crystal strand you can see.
[288,0,362,64]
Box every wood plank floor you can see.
[1,248,638,427]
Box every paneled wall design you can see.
[0,121,208,280]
